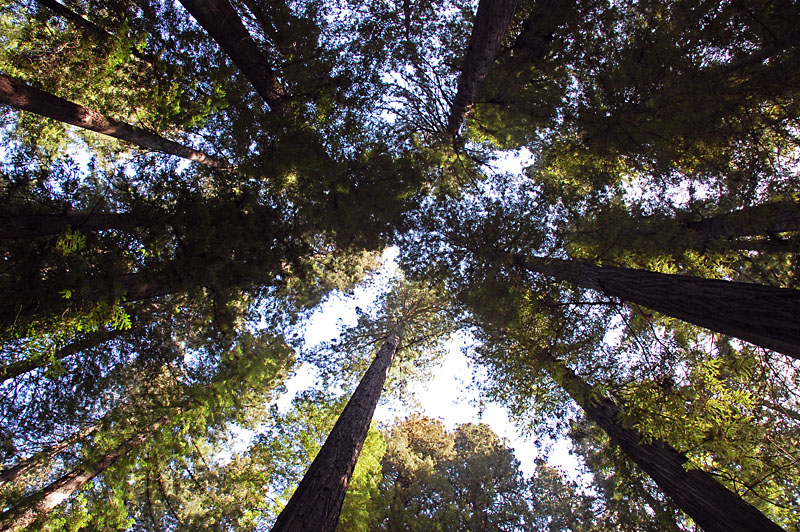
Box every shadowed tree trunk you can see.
[0,328,121,384]
[0,424,100,486]
[511,254,800,359]
[0,75,233,171]
[0,271,179,330]
[0,212,149,240]
[685,199,800,245]
[532,348,785,532]
[447,0,521,135]
[270,330,401,532]
[0,413,173,532]
[178,0,287,113]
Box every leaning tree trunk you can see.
[0,424,99,486]
[178,0,286,113]
[685,199,800,245]
[0,75,232,171]
[270,330,401,532]
[511,254,800,359]
[0,271,179,330]
[533,349,785,532]
[0,413,172,532]
[446,0,520,135]
[0,212,149,240]
[0,328,121,384]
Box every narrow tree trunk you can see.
[0,75,233,171]
[36,0,159,65]
[270,331,401,532]
[0,413,172,532]
[178,0,287,113]
[0,424,99,486]
[0,329,120,384]
[447,0,521,135]
[0,212,147,240]
[511,254,800,359]
[534,349,785,532]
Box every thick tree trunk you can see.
[0,75,232,171]
[685,199,800,245]
[446,0,521,135]
[0,413,172,532]
[512,254,800,359]
[0,212,147,240]
[0,271,178,330]
[178,0,286,113]
[0,424,99,486]
[534,349,785,532]
[270,331,401,532]
[0,329,120,384]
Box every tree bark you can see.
[446,0,521,135]
[0,74,232,171]
[0,413,172,532]
[533,349,785,532]
[0,328,120,384]
[685,199,800,245]
[512,254,800,359]
[0,424,99,486]
[270,331,401,532]
[178,0,287,113]
[0,212,148,240]
[0,271,179,330]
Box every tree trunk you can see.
[685,199,800,245]
[178,0,287,113]
[0,212,148,240]
[0,413,172,532]
[0,424,99,486]
[446,0,521,135]
[511,254,800,359]
[270,331,401,532]
[0,328,121,384]
[0,271,179,330]
[0,75,232,171]
[534,349,785,532]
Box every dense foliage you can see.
[0,0,798,530]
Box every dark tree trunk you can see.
[686,199,800,245]
[0,329,120,384]
[446,0,520,135]
[512,254,800,359]
[0,75,232,171]
[0,413,172,532]
[178,0,287,113]
[534,349,785,532]
[0,271,179,330]
[0,212,148,240]
[0,424,99,486]
[270,331,401,532]
[36,0,159,64]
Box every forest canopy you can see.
[0,0,798,530]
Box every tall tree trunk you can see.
[533,349,785,532]
[0,413,172,532]
[511,254,800,359]
[685,199,800,245]
[35,0,157,65]
[178,0,287,113]
[270,330,401,532]
[0,424,99,486]
[447,0,521,135]
[0,212,148,240]
[0,328,120,384]
[0,75,233,171]
[0,271,179,330]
